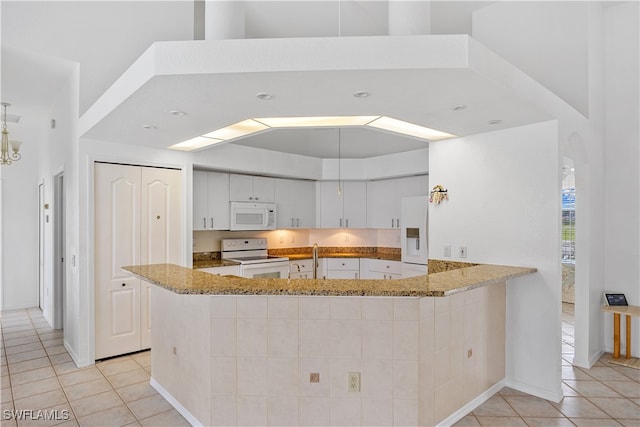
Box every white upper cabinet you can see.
[274,178,315,228]
[366,175,428,229]
[318,181,367,228]
[193,170,230,230]
[230,174,275,202]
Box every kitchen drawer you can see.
[327,258,360,271]
[326,270,360,279]
[366,259,401,275]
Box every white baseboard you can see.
[436,380,505,427]
[64,340,93,368]
[573,349,604,369]
[150,377,202,427]
[505,378,563,403]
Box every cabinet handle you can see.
[396,218,400,228]
[340,218,343,227]
[211,218,214,228]
[346,218,349,228]
[291,218,294,227]
[391,219,395,228]
[386,265,390,269]
[203,218,206,229]
[122,283,126,287]
[249,197,253,200]
[255,197,259,200]
[355,272,358,279]
[296,218,300,227]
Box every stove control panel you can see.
[222,238,267,251]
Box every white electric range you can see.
[221,238,289,279]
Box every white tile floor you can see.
[0,308,188,427]
[454,303,640,427]
[2,305,638,426]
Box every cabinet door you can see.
[277,179,316,228]
[252,176,275,202]
[343,181,367,228]
[327,270,360,279]
[367,179,397,229]
[140,167,183,266]
[294,180,315,228]
[275,178,297,228]
[207,172,230,230]
[94,163,142,359]
[229,174,254,201]
[319,181,344,228]
[193,171,209,231]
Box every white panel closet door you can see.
[96,163,183,359]
[94,163,141,359]
[139,167,182,348]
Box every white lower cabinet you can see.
[94,163,183,360]
[362,258,402,280]
[325,258,360,279]
[199,265,241,276]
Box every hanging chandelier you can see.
[1,102,22,166]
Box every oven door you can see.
[240,261,290,279]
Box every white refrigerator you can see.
[400,196,429,276]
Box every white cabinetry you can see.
[318,181,367,228]
[289,259,315,279]
[362,258,402,280]
[275,178,315,228]
[94,163,182,359]
[199,265,240,277]
[367,175,428,229]
[230,174,275,202]
[193,170,229,230]
[401,263,427,278]
[325,258,360,279]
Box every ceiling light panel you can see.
[367,116,456,141]
[169,136,222,151]
[203,119,269,140]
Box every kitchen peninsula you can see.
[124,263,536,426]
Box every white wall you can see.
[603,2,639,357]
[429,121,562,401]
[0,117,43,310]
[473,1,589,117]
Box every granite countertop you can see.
[123,263,536,297]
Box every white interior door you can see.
[95,163,142,359]
[140,167,182,348]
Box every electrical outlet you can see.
[310,373,320,383]
[444,245,451,257]
[348,372,361,392]
[459,246,467,258]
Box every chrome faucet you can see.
[312,243,319,279]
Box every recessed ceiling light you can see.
[353,91,370,98]
[170,110,186,116]
[142,124,157,130]
[488,119,502,125]
[451,104,467,111]
[256,93,274,100]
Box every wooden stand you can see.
[601,305,640,368]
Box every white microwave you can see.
[230,201,277,231]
